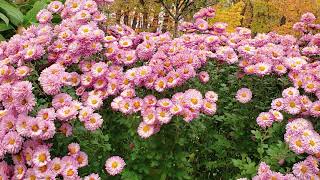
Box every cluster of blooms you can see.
[0,2,225,178]
[256,87,320,129]
[293,12,320,34]
[239,157,319,180]
[284,118,320,155]
[110,89,218,138]
[0,141,91,179]
[227,12,320,178]
[0,0,127,178]
[179,7,228,34]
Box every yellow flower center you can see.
[143,125,150,132]
[258,66,266,71]
[191,98,198,105]
[112,162,118,168]
[67,169,74,176]
[295,140,302,147]
[32,124,39,132]
[38,153,47,162]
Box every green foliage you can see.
[0,0,23,38]
[0,0,24,26]
[24,0,48,24]
[0,0,50,39]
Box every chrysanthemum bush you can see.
[0,0,320,179]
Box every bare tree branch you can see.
[157,0,176,19]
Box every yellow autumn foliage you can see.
[210,1,245,32]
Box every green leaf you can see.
[0,0,24,26]
[0,34,5,41]
[0,22,13,31]
[24,1,47,24]
[0,12,9,25]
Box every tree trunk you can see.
[150,13,159,32]
[162,13,170,33]
[132,12,138,30]
[142,11,149,30]
[173,19,179,38]
[124,11,129,25]
[116,10,122,24]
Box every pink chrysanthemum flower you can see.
[56,106,78,121]
[169,103,183,115]
[292,160,313,179]
[62,165,78,179]
[273,64,287,75]
[156,107,172,124]
[310,101,320,117]
[142,108,157,125]
[184,89,203,110]
[256,112,274,128]
[269,110,283,122]
[1,113,16,132]
[154,78,167,92]
[205,91,218,103]
[301,12,316,24]
[91,62,108,78]
[15,65,30,78]
[284,97,302,115]
[303,80,318,93]
[13,164,26,179]
[105,156,125,176]
[49,157,65,175]
[257,162,272,175]
[84,173,101,180]
[120,89,136,98]
[68,143,80,156]
[289,136,306,154]
[143,95,157,107]
[202,100,217,115]
[119,99,133,114]
[12,153,25,165]
[37,108,56,121]
[59,123,73,137]
[235,88,252,103]
[78,106,94,122]
[40,120,56,140]
[132,98,143,113]
[52,93,73,109]
[86,95,103,110]
[137,122,154,139]
[198,71,210,84]
[111,96,123,111]
[282,87,300,98]
[32,146,51,167]
[3,131,23,154]
[157,99,173,109]
[75,151,88,168]
[47,1,64,13]
[24,168,37,180]
[255,62,272,76]
[15,94,36,113]
[271,98,285,111]
[303,135,320,154]
[81,73,94,87]
[84,113,103,131]
[119,37,133,48]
